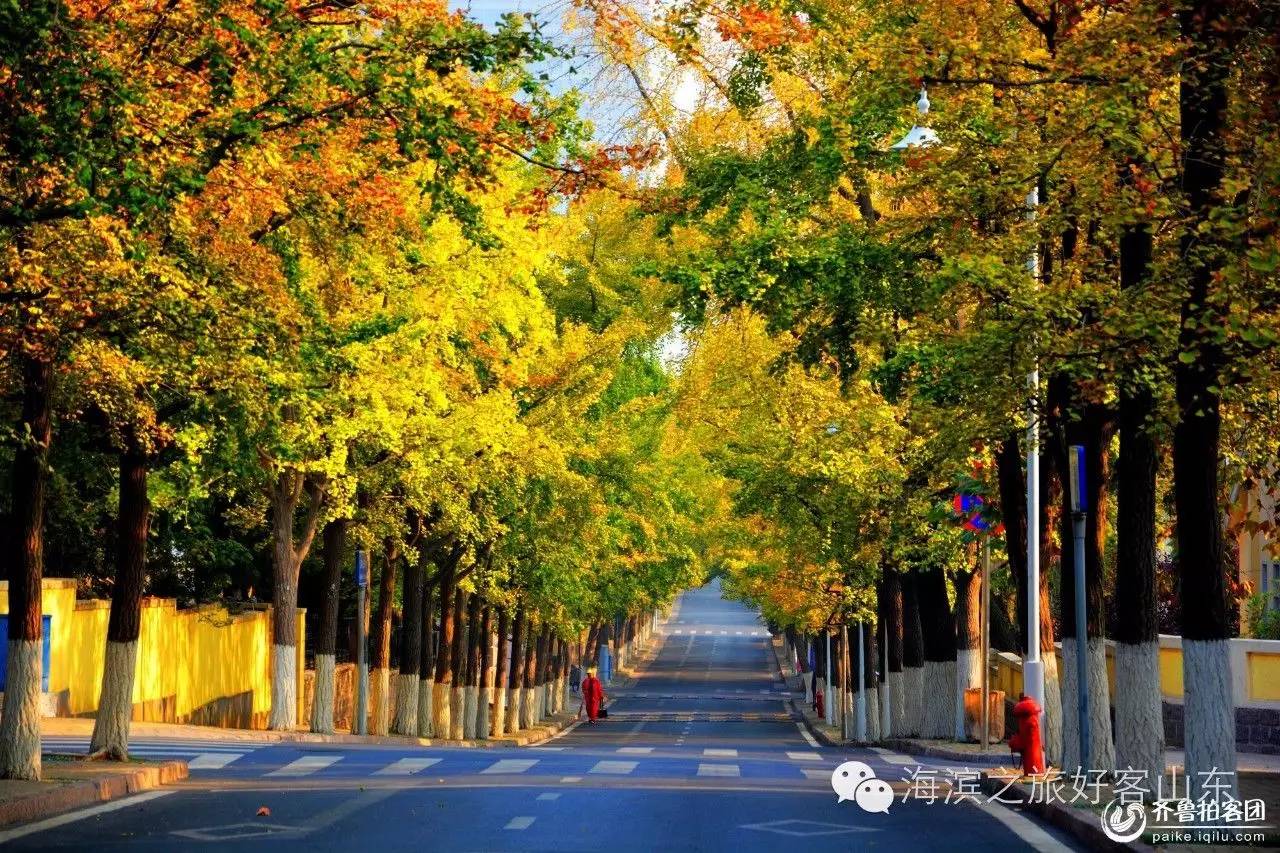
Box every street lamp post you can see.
[1068,445,1090,770]
[892,90,1046,731]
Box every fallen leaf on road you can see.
[256,806,271,817]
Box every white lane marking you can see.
[187,752,246,769]
[589,760,637,775]
[975,802,1069,852]
[720,631,728,635]
[787,751,822,761]
[801,768,830,780]
[703,748,737,757]
[373,757,442,776]
[481,759,538,774]
[673,629,683,634]
[0,791,174,844]
[697,763,740,777]
[531,746,567,751]
[560,776,582,783]
[536,792,562,801]
[735,631,744,635]
[617,747,653,754]
[796,723,821,748]
[266,755,342,776]
[869,746,915,764]
[505,816,536,830]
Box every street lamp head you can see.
[890,88,939,150]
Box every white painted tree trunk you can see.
[416,678,434,738]
[1043,653,1064,767]
[1183,639,1237,800]
[269,644,297,731]
[508,686,522,733]
[866,687,880,741]
[554,677,565,713]
[1061,638,1080,769]
[921,660,955,739]
[310,653,336,734]
[887,671,904,737]
[462,686,478,740]
[1115,640,1163,785]
[879,681,892,739]
[802,671,813,704]
[1086,638,1116,771]
[0,640,42,780]
[902,666,924,737]
[392,673,418,736]
[492,686,507,737]
[843,690,855,739]
[477,687,490,740]
[955,647,981,741]
[520,687,535,728]
[449,686,465,740]
[90,640,138,758]
[431,682,451,740]
[370,667,390,736]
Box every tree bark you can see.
[90,448,150,760]
[392,541,423,736]
[416,566,436,738]
[996,435,1030,652]
[1,355,52,780]
[308,518,346,734]
[478,605,493,739]
[431,545,461,739]
[448,588,467,740]
[267,470,324,731]
[954,569,981,741]
[509,608,527,732]
[883,570,904,737]
[901,572,925,737]
[462,593,482,739]
[918,566,956,739]
[1175,0,1237,796]
[520,619,538,728]
[492,607,510,737]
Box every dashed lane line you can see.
[266,755,342,777]
[481,759,538,775]
[797,723,821,748]
[372,757,442,776]
[703,748,737,757]
[187,752,246,770]
[505,817,536,830]
[786,751,822,761]
[589,760,638,775]
[697,763,741,777]
[869,746,915,765]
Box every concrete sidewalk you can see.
[0,755,186,829]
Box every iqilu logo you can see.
[831,760,893,814]
[1101,800,1147,843]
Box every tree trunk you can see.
[883,571,904,738]
[509,608,527,733]
[431,550,459,739]
[268,470,323,732]
[1039,391,1065,766]
[954,569,981,742]
[1114,197,1164,785]
[1175,1,1236,797]
[520,620,538,729]
[995,435,1030,653]
[1,355,52,781]
[416,567,436,738]
[448,588,467,740]
[863,621,880,742]
[478,605,493,739]
[369,538,398,736]
[901,572,925,737]
[90,448,150,760]
[918,566,956,739]
[463,593,482,739]
[493,607,511,737]
[392,543,422,736]
[309,518,346,734]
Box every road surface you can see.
[7,579,1081,851]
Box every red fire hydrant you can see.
[814,685,824,719]
[1008,694,1045,775]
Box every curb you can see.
[977,773,1155,852]
[883,738,1009,767]
[0,759,188,829]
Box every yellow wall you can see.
[1248,651,1280,702]
[0,579,304,730]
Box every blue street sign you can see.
[355,550,369,587]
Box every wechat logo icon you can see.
[831,760,893,814]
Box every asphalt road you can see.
[9,580,1083,851]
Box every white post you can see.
[1023,186,1046,719]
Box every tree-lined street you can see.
[2,581,1080,851]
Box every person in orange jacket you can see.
[1008,694,1045,774]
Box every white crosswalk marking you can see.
[266,755,342,776]
[703,748,737,757]
[617,747,653,754]
[373,757,442,776]
[536,793,561,801]
[560,776,582,783]
[870,746,915,764]
[589,760,637,775]
[787,751,822,761]
[796,723,821,748]
[481,759,538,774]
[505,817,536,830]
[801,768,830,780]
[697,763,740,777]
[187,752,245,769]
